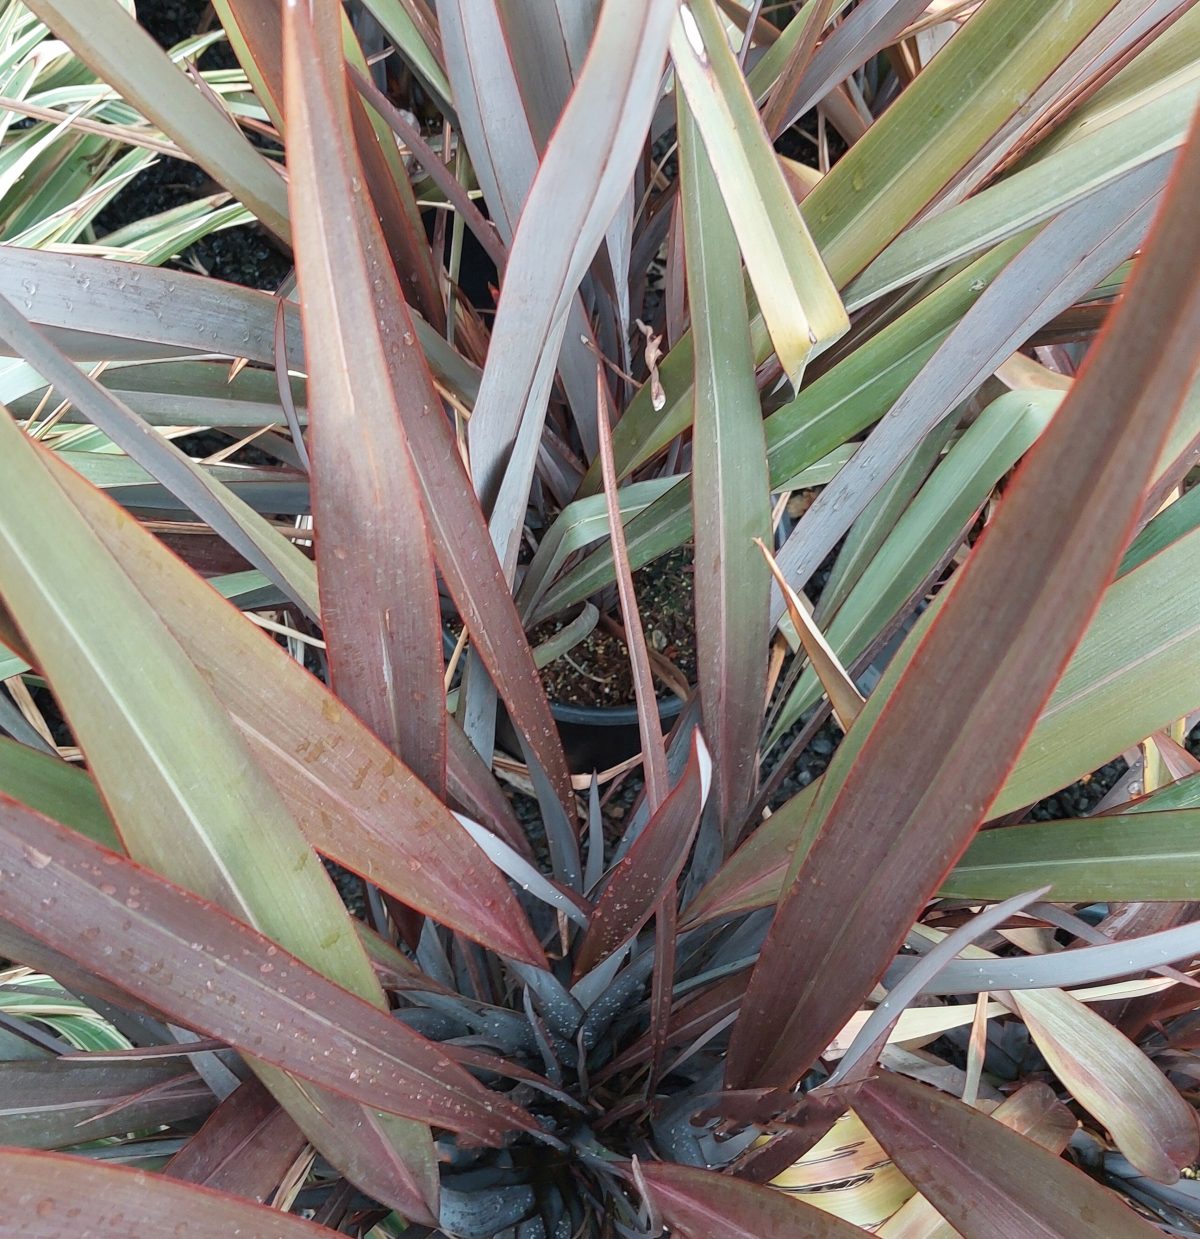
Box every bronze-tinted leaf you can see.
[0,794,535,1143]
[574,735,710,979]
[42,449,546,967]
[0,1147,333,1238]
[284,0,445,792]
[727,120,1200,1090]
[638,1160,873,1238]
[164,1077,308,1203]
[855,1072,1161,1239]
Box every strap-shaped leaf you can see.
[0,794,534,1143]
[284,0,445,792]
[359,0,451,113]
[672,0,847,386]
[0,1060,211,1151]
[464,0,675,573]
[638,1160,873,1238]
[803,0,1149,281]
[574,735,711,979]
[579,0,1147,497]
[855,1072,1161,1239]
[0,1147,335,1238]
[686,496,1200,928]
[0,386,442,1212]
[23,0,290,241]
[846,35,1200,309]
[943,809,1200,902]
[209,0,287,132]
[0,738,109,844]
[994,517,1200,814]
[163,1076,308,1201]
[0,295,320,621]
[38,445,545,967]
[1,400,527,1212]
[1012,986,1195,1182]
[439,0,600,458]
[769,389,1058,742]
[751,0,925,137]
[895,918,1200,994]
[0,247,474,401]
[726,119,1200,1090]
[874,1082,1075,1238]
[904,922,1197,1182]
[679,90,771,833]
[768,155,1168,621]
[538,235,1034,617]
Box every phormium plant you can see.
[0,0,1199,1235]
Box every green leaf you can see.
[768,156,1168,618]
[671,0,848,385]
[89,198,252,268]
[802,0,1146,282]
[686,480,1200,928]
[943,810,1200,902]
[0,247,301,366]
[0,423,362,990]
[678,90,771,832]
[360,0,451,112]
[515,477,677,623]
[536,232,1025,621]
[0,976,131,1053]
[0,294,320,620]
[23,0,290,241]
[770,390,1059,741]
[545,235,1036,620]
[0,738,114,848]
[996,517,1200,815]
[726,124,1200,1091]
[13,360,305,430]
[1123,463,1200,574]
[0,249,476,407]
[578,0,1158,499]
[1124,769,1200,813]
[40,446,547,965]
[0,408,439,1218]
[845,46,1200,310]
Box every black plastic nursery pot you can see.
[496,693,687,776]
[447,607,693,774]
[549,694,687,774]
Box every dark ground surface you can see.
[94,0,290,290]
[136,0,222,49]
[536,549,697,709]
